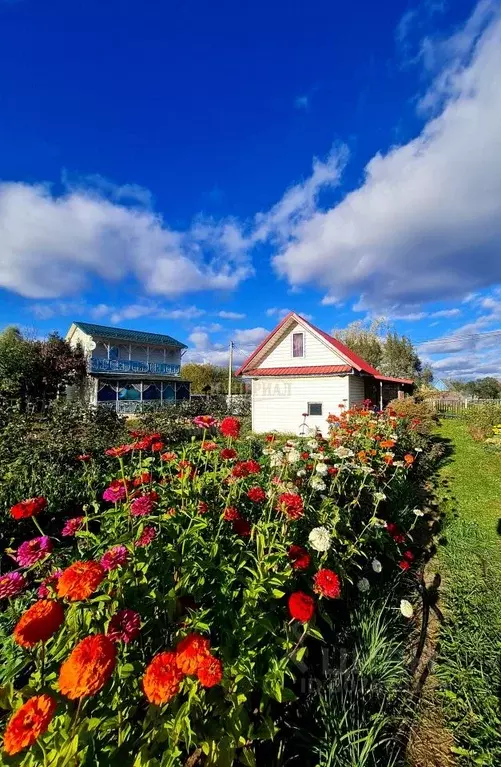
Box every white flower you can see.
[413,508,425,517]
[310,452,325,461]
[393,460,404,468]
[270,451,284,467]
[308,526,331,552]
[297,468,306,477]
[287,449,301,464]
[358,578,370,593]
[415,447,423,453]
[390,433,398,440]
[315,462,328,476]
[400,599,414,618]
[371,518,386,527]
[361,465,374,474]
[307,439,318,449]
[371,559,382,573]
[374,492,386,503]
[310,476,326,492]
[334,446,354,459]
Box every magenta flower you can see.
[193,415,218,429]
[102,479,129,503]
[61,517,84,537]
[100,545,129,572]
[37,570,62,599]
[107,608,141,643]
[16,536,52,568]
[135,526,157,547]
[130,495,154,517]
[0,571,27,599]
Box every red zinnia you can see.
[220,447,237,460]
[232,518,251,537]
[201,441,218,452]
[247,486,266,503]
[198,501,209,515]
[288,591,315,623]
[107,608,141,643]
[313,569,341,599]
[197,655,223,688]
[176,633,211,675]
[288,545,311,571]
[133,472,152,487]
[13,600,64,648]
[135,526,157,547]
[244,459,261,474]
[277,492,304,520]
[10,497,47,520]
[105,444,132,458]
[220,416,240,438]
[223,507,241,521]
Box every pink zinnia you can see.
[100,545,129,572]
[193,415,218,429]
[107,608,141,643]
[37,570,62,599]
[16,536,52,568]
[61,517,84,537]
[130,495,154,517]
[135,526,157,547]
[103,479,129,503]
[0,571,27,599]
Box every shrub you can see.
[387,397,438,435]
[461,402,501,441]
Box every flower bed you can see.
[0,407,431,765]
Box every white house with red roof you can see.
[236,312,413,436]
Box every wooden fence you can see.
[428,398,501,415]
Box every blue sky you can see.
[1,0,501,379]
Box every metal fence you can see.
[428,398,501,415]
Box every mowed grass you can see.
[434,419,501,766]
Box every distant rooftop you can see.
[73,321,187,349]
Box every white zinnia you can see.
[297,468,306,477]
[308,526,331,552]
[358,578,370,593]
[287,449,301,464]
[315,462,328,476]
[334,446,354,459]
[371,558,382,573]
[413,508,425,517]
[307,439,318,449]
[310,476,326,492]
[400,599,414,618]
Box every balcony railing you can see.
[89,358,181,376]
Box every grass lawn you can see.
[431,419,501,766]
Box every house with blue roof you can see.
[65,321,191,414]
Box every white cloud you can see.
[271,2,501,310]
[266,307,314,321]
[0,183,253,299]
[217,310,246,319]
[109,304,205,324]
[233,327,269,345]
[431,308,461,318]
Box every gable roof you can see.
[235,312,413,385]
[71,321,187,349]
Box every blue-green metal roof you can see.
[73,321,187,349]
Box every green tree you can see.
[0,327,86,410]
[181,362,245,395]
[335,318,386,369]
[379,331,422,379]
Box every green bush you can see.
[460,402,501,441]
[387,397,438,435]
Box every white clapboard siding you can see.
[349,376,366,406]
[252,375,350,436]
[259,322,347,368]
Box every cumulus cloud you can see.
[266,307,314,321]
[0,183,253,299]
[272,2,501,310]
[217,310,246,319]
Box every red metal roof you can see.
[235,311,414,385]
[374,374,414,385]
[245,365,352,377]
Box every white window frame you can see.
[307,402,323,416]
[292,331,305,358]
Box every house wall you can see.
[349,376,366,406]
[259,321,347,369]
[251,375,350,436]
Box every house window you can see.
[307,402,323,416]
[292,332,304,358]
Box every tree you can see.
[335,318,425,382]
[181,362,245,395]
[0,327,87,410]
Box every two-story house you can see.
[65,321,190,413]
[236,312,413,435]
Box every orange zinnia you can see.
[175,633,211,675]
[380,440,395,449]
[404,454,415,465]
[57,561,105,601]
[197,655,223,688]
[3,695,56,755]
[143,651,184,705]
[13,600,64,648]
[59,634,116,699]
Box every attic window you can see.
[292,332,304,358]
